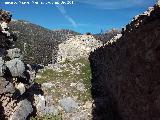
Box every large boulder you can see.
[7,48,22,60]
[9,100,33,120]
[34,94,58,116]
[6,58,25,77]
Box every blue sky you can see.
[0,0,157,34]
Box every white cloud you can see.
[75,0,155,10]
[55,1,77,27]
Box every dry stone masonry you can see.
[89,1,160,120]
[0,10,46,120]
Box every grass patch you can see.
[35,58,92,102]
[30,113,63,120]
[35,69,70,84]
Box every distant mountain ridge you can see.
[9,20,80,65]
[93,29,121,44]
[9,20,120,65]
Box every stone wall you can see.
[0,10,45,120]
[89,2,160,120]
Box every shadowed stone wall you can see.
[89,2,160,120]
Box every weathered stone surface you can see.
[34,94,58,116]
[42,82,55,89]
[0,78,15,95]
[6,58,25,77]
[0,96,16,119]
[33,94,46,116]
[9,100,33,120]
[0,10,42,120]
[0,58,6,76]
[59,97,78,112]
[57,35,102,63]
[7,48,22,60]
[15,82,26,95]
[89,2,160,120]
[76,82,85,92]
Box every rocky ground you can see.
[29,34,103,120]
[31,58,93,120]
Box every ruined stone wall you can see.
[0,10,45,120]
[89,2,160,120]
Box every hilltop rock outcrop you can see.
[57,34,102,63]
[90,1,160,120]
